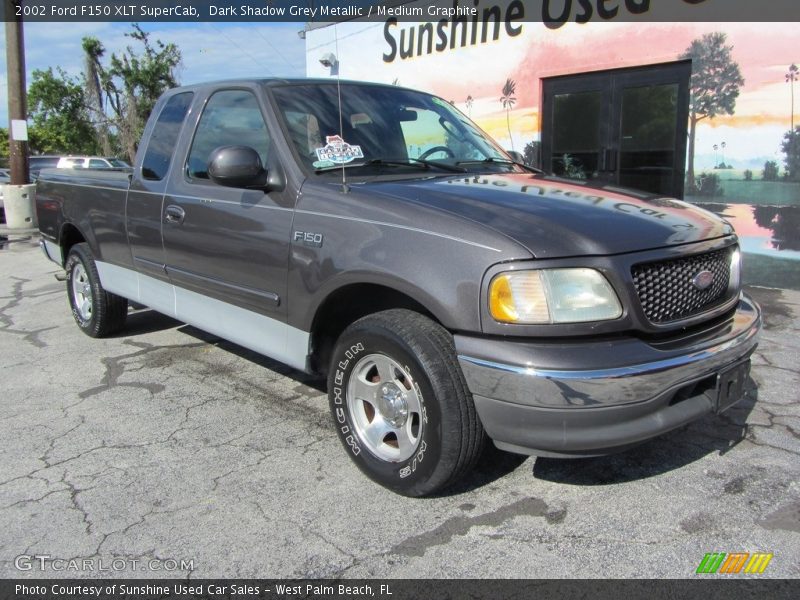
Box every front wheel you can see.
[328,309,484,496]
[65,243,128,337]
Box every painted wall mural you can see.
[306,13,800,195]
[305,15,800,204]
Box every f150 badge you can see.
[294,231,324,247]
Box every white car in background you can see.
[0,168,10,210]
[56,156,131,170]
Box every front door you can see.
[541,62,690,198]
[161,87,294,320]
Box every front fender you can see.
[297,269,457,333]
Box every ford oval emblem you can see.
[692,270,715,291]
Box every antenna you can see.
[333,24,349,193]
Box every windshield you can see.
[270,83,519,176]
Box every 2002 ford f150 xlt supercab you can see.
[36,79,761,496]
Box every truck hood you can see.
[371,173,732,258]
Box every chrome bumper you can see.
[455,294,761,457]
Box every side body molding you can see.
[95,262,309,371]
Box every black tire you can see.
[328,309,485,497]
[65,243,128,337]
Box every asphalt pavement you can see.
[1,233,798,579]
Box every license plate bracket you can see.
[715,359,751,414]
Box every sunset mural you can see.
[306,12,800,204]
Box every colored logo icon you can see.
[696,552,773,574]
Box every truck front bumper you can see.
[455,294,761,457]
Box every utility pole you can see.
[5,0,29,185]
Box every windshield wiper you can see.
[455,157,544,174]
[315,157,466,173]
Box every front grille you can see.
[632,247,734,324]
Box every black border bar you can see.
[2,579,799,600]
[3,0,800,24]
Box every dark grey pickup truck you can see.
[37,79,761,496]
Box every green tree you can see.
[763,160,779,181]
[82,24,182,162]
[27,67,97,155]
[500,78,516,151]
[681,32,744,191]
[781,126,800,181]
[0,127,9,166]
[523,140,540,168]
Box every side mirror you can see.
[506,150,525,164]
[208,145,268,189]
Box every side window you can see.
[187,90,270,180]
[142,92,193,181]
[88,159,107,169]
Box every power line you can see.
[209,23,276,76]
[252,26,302,73]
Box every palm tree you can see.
[786,64,798,131]
[465,95,473,117]
[721,141,727,167]
[500,78,516,151]
[713,143,719,168]
[82,37,111,155]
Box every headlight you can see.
[489,268,622,324]
[729,248,741,292]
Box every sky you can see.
[0,21,308,126]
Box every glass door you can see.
[542,62,690,198]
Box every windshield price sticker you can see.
[315,135,364,164]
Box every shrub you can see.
[763,160,780,181]
[694,172,724,197]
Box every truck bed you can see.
[36,168,132,264]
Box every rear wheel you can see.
[65,243,128,337]
[328,309,484,496]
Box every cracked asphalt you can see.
[1,234,799,579]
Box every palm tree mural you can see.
[500,78,516,151]
[465,95,473,117]
[787,63,798,131]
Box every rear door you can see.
[161,86,295,320]
[126,91,194,285]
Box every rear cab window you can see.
[142,92,194,181]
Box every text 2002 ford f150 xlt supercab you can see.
[36,79,761,496]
